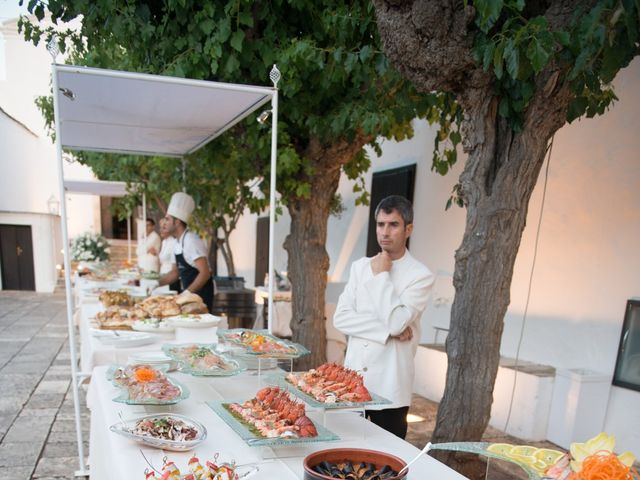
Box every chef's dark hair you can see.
[146,218,155,226]
[375,195,413,226]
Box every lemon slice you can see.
[510,445,538,457]
[534,448,565,466]
[487,443,514,456]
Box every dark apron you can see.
[175,231,214,313]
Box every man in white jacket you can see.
[333,195,434,438]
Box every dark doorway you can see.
[0,224,36,291]
[366,164,417,257]
[100,197,135,240]
[255,216,270,286]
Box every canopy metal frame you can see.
[49,48,280,476]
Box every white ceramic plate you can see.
[98,332,156,348]
[132,319,175,333]
[167,313,222,328]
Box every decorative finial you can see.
[269,64,281,88]
[47,35,59,61]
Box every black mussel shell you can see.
[342,461,354,474]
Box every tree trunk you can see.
[284,166,341,369]
[370,0,594,476]
[429,88,570,477]
[284,134,371,370]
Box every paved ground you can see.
[0,289,561,479]
[0,290,89,480]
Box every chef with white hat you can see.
[158,192,214,312]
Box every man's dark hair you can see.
[374,195,413,225]
[171,216,187,229]
[146,218,155,226]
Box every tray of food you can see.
[132,318,175,333]
[216,329,309,359]
[162,343,245,376]
[107,364,189,405]
[99,289,136,307]
[109,413,206,451]
[207,386,339,447]
[166,313,223,328]
[269,363,391,409]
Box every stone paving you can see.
[0,289,569,479]
[0,290,89,480]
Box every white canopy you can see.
[55,64,273,157]
[51,63,280,477]
[63,179,139,197]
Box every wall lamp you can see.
[257,109,272,124]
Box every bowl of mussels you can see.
[303,448,407,480]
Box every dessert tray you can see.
[110,413,206,451]
[162,343,245,376]
[216,329,309,359]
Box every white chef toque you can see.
[167,192,195,223]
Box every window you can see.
[612,299,640,392]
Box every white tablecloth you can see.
[87,366,466,479]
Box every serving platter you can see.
[107,364,189,405]
[166,313,223,328]
[132,318,175,333]
[217,328,309,359]
[267,371,392,410]
[207,400,339,447]
[109,413,206,451]
[162,343,245,376]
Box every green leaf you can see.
[493,41,505,79]
[482,41,495,71]
[498,97,510,117]
[567,96,588,122]
[200,19,215,35]
[230,30,244,52]
[504,39,519,79]
[475,0,504,32]
[553,30,571,47]
[526,38,550,72]
[238,11,254,27]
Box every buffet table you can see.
[87,366,466,479]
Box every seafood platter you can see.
[216,329,309,359]
[162,343,245,376]
[94,292,208,330]
[207,387,339,447]
[303,448,407,480]
[108,364,189,405]
[142,454,257,480]
[110,413,206,451]
[272,363,391,409]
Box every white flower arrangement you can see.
[70,232,110,262]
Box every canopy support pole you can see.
[51,61,89,477]
[267,67,280,334]
[127,214,131,263]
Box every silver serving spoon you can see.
[398,441,432,477]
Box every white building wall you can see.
[228,58,640,453]
[0,16,97,291]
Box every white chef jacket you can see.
[174,230,209,268]
[158,237,177,275]
[136,230,161,272]
[333,250,434,409]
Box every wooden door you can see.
[0,224,36,291]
